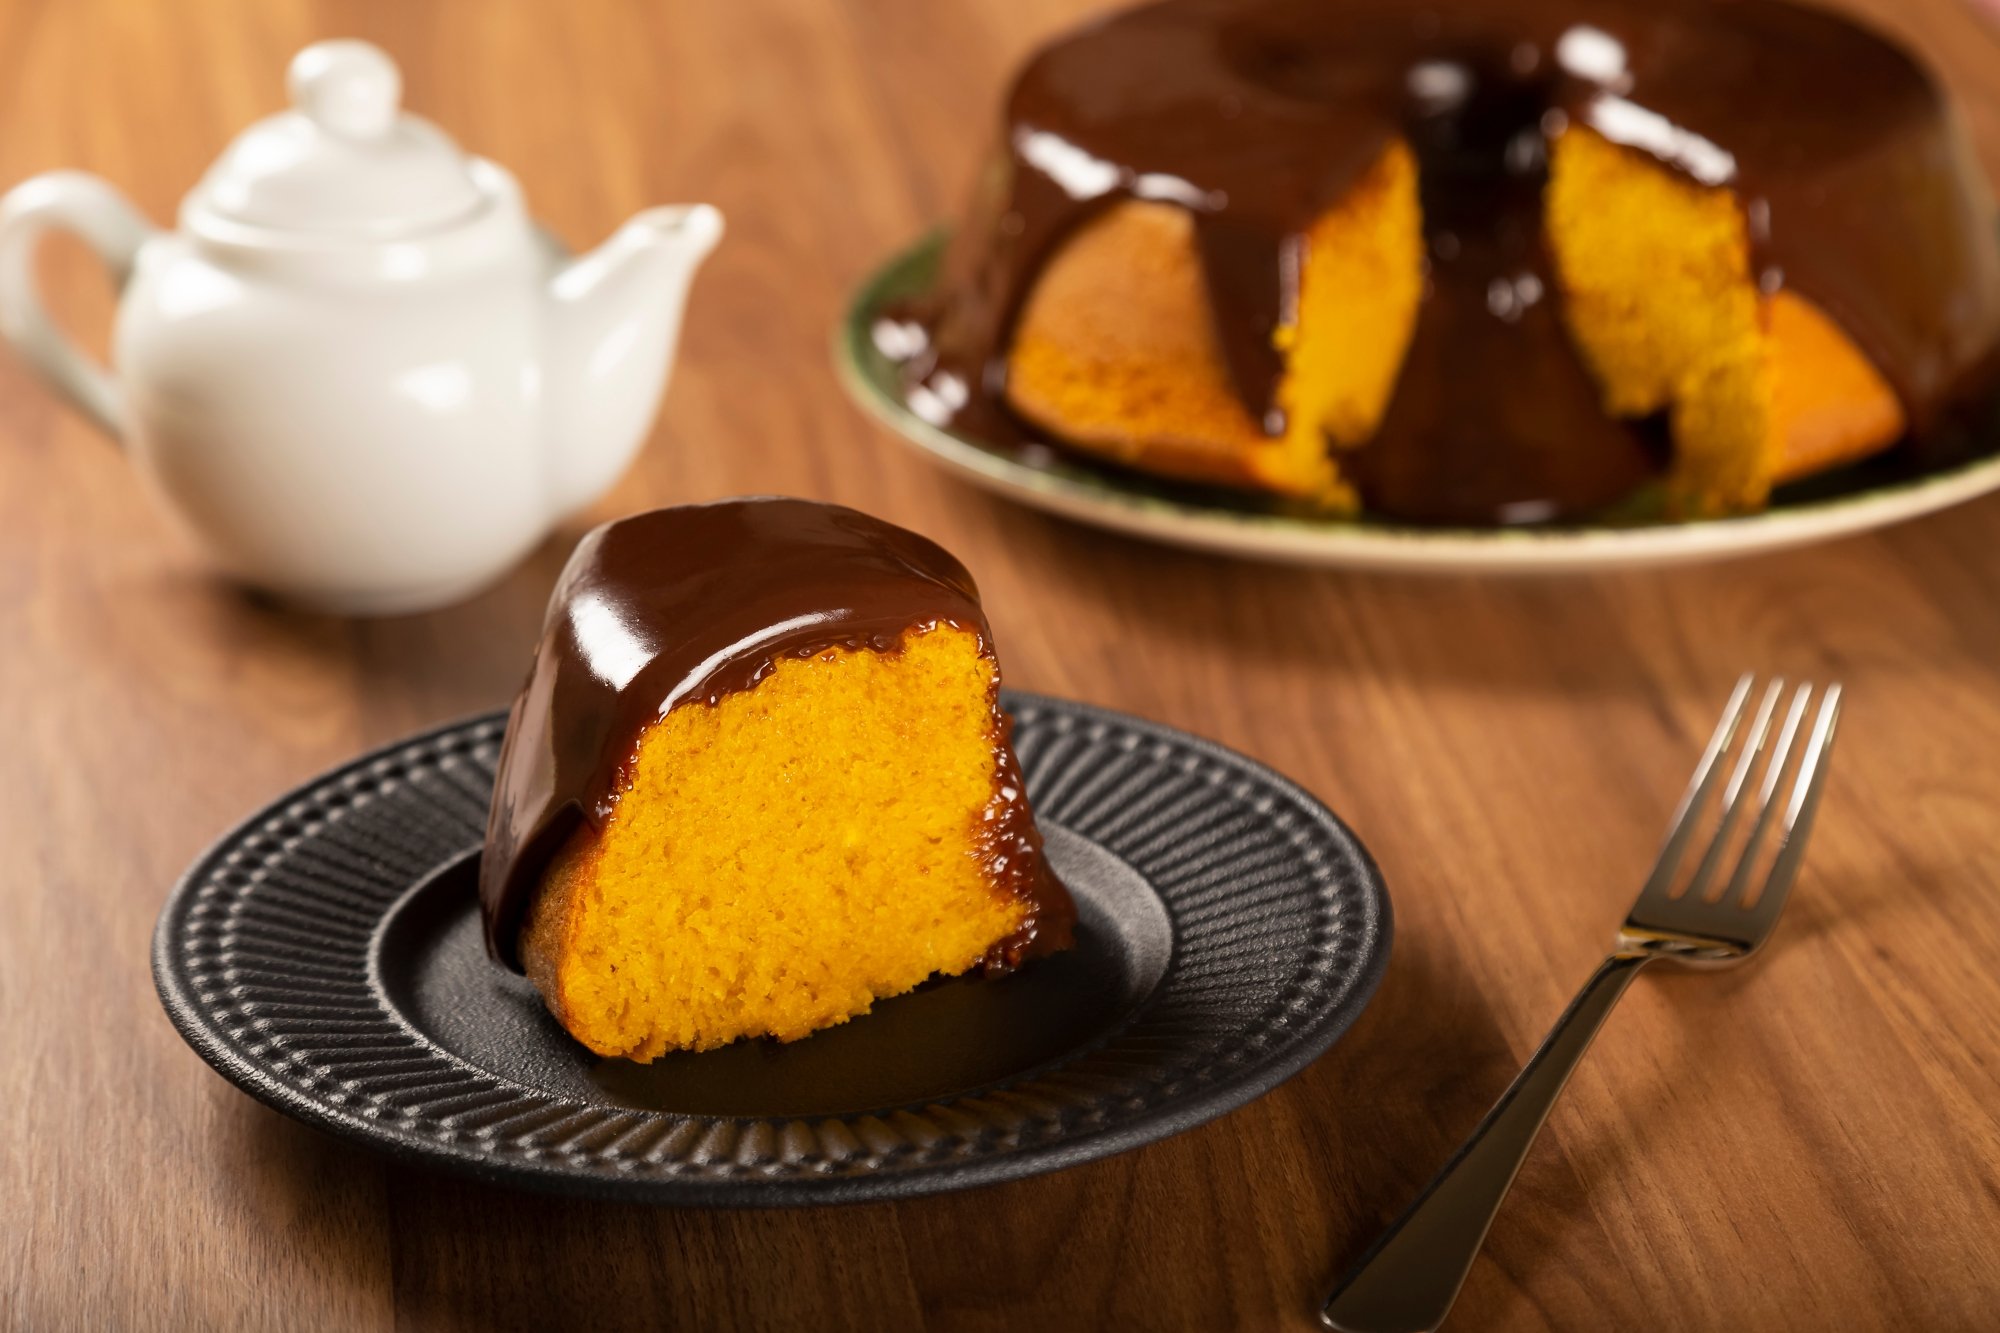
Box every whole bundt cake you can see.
[889,0,2000,523]
[479,498,1075,1060]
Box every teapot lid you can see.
[186,40,488,239]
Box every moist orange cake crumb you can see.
[521,628,1039,1058]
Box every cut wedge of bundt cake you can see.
[1006,141,1423,507]
[1545,125,1907,515]
[479,498,1075,1060]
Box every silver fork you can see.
[1322,674,1842,1333]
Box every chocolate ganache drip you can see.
[478,498,1074,969]
[901,0,2000,523]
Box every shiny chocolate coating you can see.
[902,0,2000,523]
[478,498,1076,969]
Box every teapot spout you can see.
[544,203,723,517]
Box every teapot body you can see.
[115,221,558,613]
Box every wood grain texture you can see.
[3,0,1999,1328]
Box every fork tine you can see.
[1740,684,1841,934]
[1682,677,1786,903]
[1638,673,1756,906]
[1719,682,1814,911]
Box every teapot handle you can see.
[0,171,158,442]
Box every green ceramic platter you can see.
[836,231,2000,573]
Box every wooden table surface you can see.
[6,0,2000,1328]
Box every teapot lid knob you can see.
[287,40,400,141]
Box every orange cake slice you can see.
[479,498,1075,1060]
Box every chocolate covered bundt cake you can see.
[479,498,1074,1060]
[890,0,2000,523]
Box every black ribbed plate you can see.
[154,693,1391,1205]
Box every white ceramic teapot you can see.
[0,40,721,613]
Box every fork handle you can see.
[1322,951,1652,1333]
